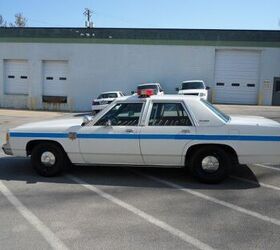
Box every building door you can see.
[42,60,68,98]
[272,77,280,106]
[4,59,29,95]
[214,50,261,104]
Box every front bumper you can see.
[2,142,13,156]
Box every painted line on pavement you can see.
[67,175,214,250]
[131,170,280,227]
[0,181,69,250]
[255,164,280,172]
[231,176,280,191]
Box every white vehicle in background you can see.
[176,80,209,100]
[92,91,124,114]
[137,83,164,96]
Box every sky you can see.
[0,0,280,30]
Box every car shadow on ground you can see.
[0,156,263,190]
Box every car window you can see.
[182,82,204,90]
[201,99,230,123]
[94,103,143,126]
[148,102,192,126]
[98,93,118,99]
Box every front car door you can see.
[140,100,196,166]
[79,101,145,165]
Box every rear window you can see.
[138,85,158,90]
[201,99,230,123]
[98,93,118,99]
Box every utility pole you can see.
[83,8,94,28]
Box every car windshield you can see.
[98,93,118,99]
[182,82,204,90]
[138,85,158,90]
[201,99,230,123]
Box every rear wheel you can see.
[31,143,67,177]
[188,146,232,184]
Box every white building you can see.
[0,27,280,111]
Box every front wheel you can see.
[31,143,67,177]
[188,146,233,184]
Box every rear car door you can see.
[79,101,144,165]
[139,101,196,166]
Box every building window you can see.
[216,82,224,86]
[231,83,240,87]
[8,75,15,79]
[247,84,255,87]
[21,76,28,79]
[59,77,67,80]
[46,77,53,80]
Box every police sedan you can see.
[3,91,280,183]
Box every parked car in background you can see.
[176,80,209,100]
[92,91,124,114]
[137,83,164,96]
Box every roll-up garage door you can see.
[214,50,261,104]
[4,60,29,95]
[43,60,68,97]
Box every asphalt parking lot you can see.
[1,105,280,250]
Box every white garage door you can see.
[43,60,68,96]
[214,50,261,104]
[4,60,29,95]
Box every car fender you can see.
[180,140,238,165]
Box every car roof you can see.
[100,91,122,94]
[116,94,200,102]
[137,82,160,86]
[182,80,205,83]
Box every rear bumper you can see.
[2,143,13,156]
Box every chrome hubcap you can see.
[201,156,219,173]
[41,152,56,166]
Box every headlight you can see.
[199,93,206,97]
[6,132,10,143]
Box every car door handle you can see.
[125,129,134,133]
[181,129,191,133]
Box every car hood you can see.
[11,117,83,132]
[178,89,206,94]
[229,115,280,127]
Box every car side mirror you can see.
[83,115,93,125]
[206,86,210,90]
[175,87,179,92]
[131,91,135,95]
[105,119,112,127]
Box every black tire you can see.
[188,146,232,184]
[31,143,67,177]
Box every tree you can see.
[0,13,28,27]
[14,13,27,27]
[0,15,7,27]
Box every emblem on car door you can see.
[68,132,77,140]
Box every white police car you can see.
[3,89,280,183]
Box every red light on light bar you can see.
[138,89,155,97]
